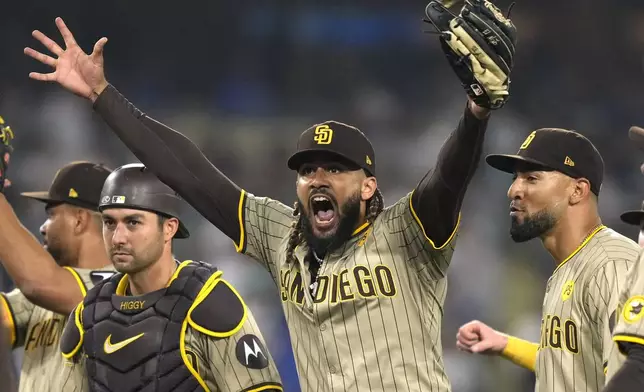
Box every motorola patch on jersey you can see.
[235,334,269,369]
[90,271,116,285]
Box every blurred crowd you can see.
[1,1,643,391]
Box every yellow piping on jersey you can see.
[234,189,247,253]
[613,334,644,351]
[62,303,85,359]
[552,225,606,275]
[0,293,16,347]
[180,318,210,391]
[115,260,194,295]
[352,221,370,236]
[64,267,87,296]
[409,189,461,250]
[187,274,247,338]
[167,260,194,287]
[115,274,130,296]
[179,269,224,392]
[245,385,284,392]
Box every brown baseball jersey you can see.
[0,267,115,392]
[238,190,458,392]
[90,84,488,391]
[535,226,639,392]
[610,248,644,371]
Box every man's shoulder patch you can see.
[188,278,246,337]
[235,334,269,369]
[622,295,644,324]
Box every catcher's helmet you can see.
[99,163,190,238]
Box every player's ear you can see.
[163,217,179,242]
[569,178,591,205]
[72,207,91,235]
[360,176,377,201]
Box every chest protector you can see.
[79,261,215,392]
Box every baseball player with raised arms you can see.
[25,3,517,390]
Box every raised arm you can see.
[410,100,489,247]
[24,17,243,242]
[416,0,518,246]
[91,85,243,241]
[0,119,87,315]
[0,194,87,314]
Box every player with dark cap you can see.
[603,126,644,391]
[26,5,518,390]
[457,128,640,392]
[0,118,116,392]
[60,163,283,392]
[618,201,644,247]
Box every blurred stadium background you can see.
[1,1,644,391]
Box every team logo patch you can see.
[235,334,269,369]
[520,131,536,150]
[561,280,574,301]
[622,296,644,324]
[90,271,116,285]
[313,125,333,145]
[101,196,110,204]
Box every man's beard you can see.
[301,193,362,256]
[510,208,557,243]
[46,244,69,267]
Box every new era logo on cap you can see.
[21,161,112,211]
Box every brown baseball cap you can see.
[287,121,376,176]
[21,161,112,211]
[486,128,604,195]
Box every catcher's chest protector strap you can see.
[78,261,217,392]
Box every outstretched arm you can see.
[0,119,86,315]
[91,85,243,241]
[415,0,518,247]
[24,17,244,243]
[0,194,86,315]
[410,100,489,248]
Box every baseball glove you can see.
[424,0,517,109]
[0,116,14,193]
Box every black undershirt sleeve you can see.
[93,85,243,241]
[410,103,489,247]
[603,342,644,391]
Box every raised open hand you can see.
[24,17,109,101]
